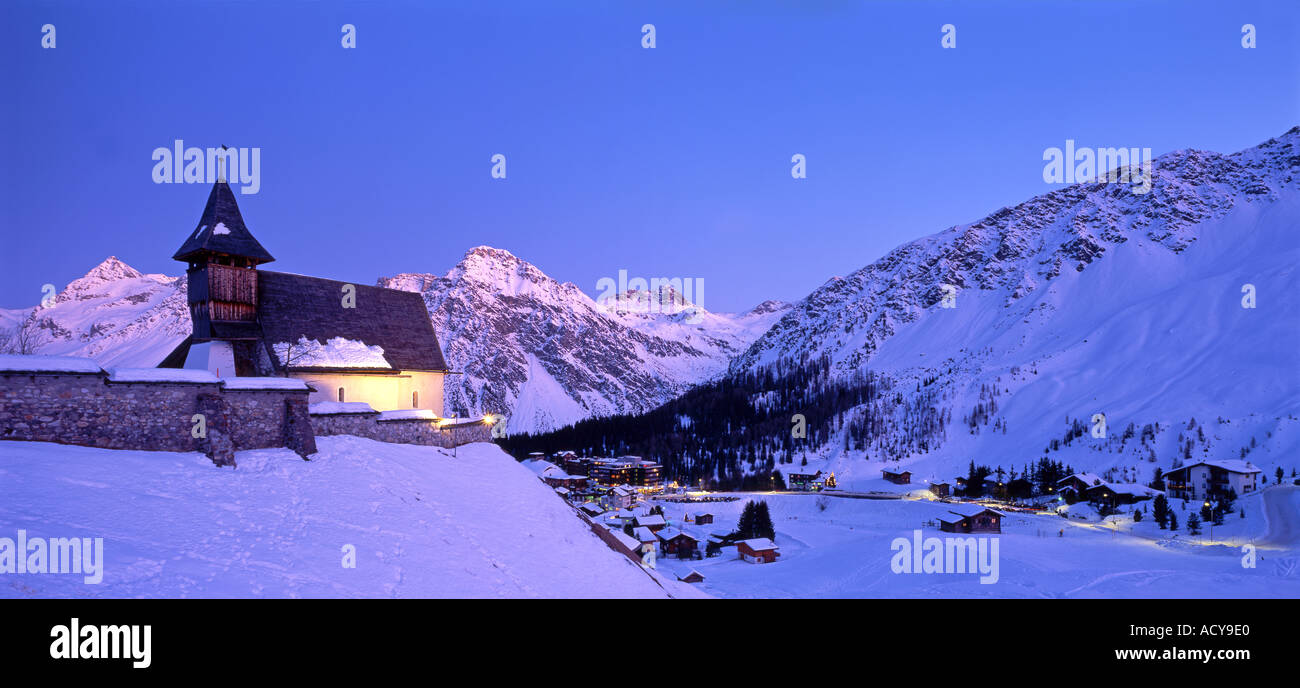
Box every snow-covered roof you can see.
[1091,482,1162,498]
[273,336,391,370]
[949,506,1006,518]
[0,354,103,374]
[107,367,219,384]
[657,528,697,542]
[738,538,777,551]
[554,487,570,495]
[611,530,640,552]
[308,401,377,415]
[1058,473,1104,487]
[1170,460,1261,475]
[377,409,438,421]
[522,459,562,478]
[632,527,657,542]
[936,513,966,525]
[634,514,666,527]
[220,377,310,391]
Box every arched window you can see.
[412,391,419,408]
[338,387,345,402]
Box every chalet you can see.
[656,528,700,558]
[1084,482,1162,507]
[929,482,951,497]
[579,503,604,518]
[542,473,589,490]
[736,538,780,564]
[882,468,911,485]
[633,514,667,533]
[694,513,715,525]
[1055,473,1104,499]
[788,471,829,491]
[937,507,1004,534]
[1164,460,1261,501]
[162,180,453,413]
[678,570,705,584]
[632,526,658,552]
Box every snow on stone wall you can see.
[0,367,316,466]
[309,410,492,449]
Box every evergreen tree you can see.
[1168,512,1179,532]
[754,500,776,540]
[1187,513,1202,535]
[1153,494,1170,529]
[734,501,757,540]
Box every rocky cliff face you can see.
[379,247,786,434]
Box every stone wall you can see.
[310,412,493,449]
[0,371,316,466]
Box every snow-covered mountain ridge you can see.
[379,246,788,434]
[720,128,1300,488]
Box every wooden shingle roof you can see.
[172,181,275,264]
[258,271,448,372]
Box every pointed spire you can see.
[172,180,275,264]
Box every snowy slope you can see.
[0,437,700,598]
[731,128,1300,489]
[380,247,788,434]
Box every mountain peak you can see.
[73,256,143,288]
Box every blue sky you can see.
[1,0,1297,311]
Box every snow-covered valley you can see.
[649,489,1300,599]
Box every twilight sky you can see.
[1,0,1297,311]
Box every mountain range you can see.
[4,128,1298,487]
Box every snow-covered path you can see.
[1259,486,1300,547]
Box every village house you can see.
[882,468,912,485]
[656,528,700,559]
[937,507,1004,534]
[787,471,823,491]
[1055,472,1104,500]
[542,473,589,490]
[929,482,951,497]
[605,485,636,510]
[161,180,453,414]
[736,538,780,564]
[1084,482,1162,508]
[694,512,715,525]
[677,570,705,584]
[1164,460,1261,501]
[632,526,658,553]
[633,514,667,533]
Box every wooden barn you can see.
[882,468,912,485]
[162,180,452,413]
